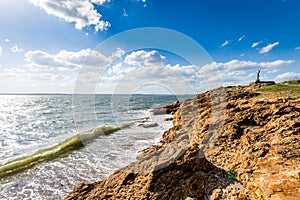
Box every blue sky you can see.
[0,0,299,94]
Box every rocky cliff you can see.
[65,82,300,200]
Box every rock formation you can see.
[152,100,181,115]
[66,84,300,200]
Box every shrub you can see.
[227,168,238,179]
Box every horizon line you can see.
[0,93,195,96]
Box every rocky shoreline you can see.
[65,84,300,200]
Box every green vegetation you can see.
[225,85,248,91]
[257,80,300,97]
[227,168,238,179]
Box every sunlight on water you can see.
[0,95,76,164]
[0,94,187,199]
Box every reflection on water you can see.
[0,94,187,199]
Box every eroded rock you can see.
[66,86,300,200]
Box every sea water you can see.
[0,94,189,199]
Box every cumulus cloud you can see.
[295,46,300,52]
[124,50,166,66]
[110,48,125,60]
[251,41,262,48]
[104,50,295,93]
[100,50,203,94]
[111,64,196,94]
[199,59,294,86]
[14,48,297,94]
[29,0,110,32]
[238,35,245,42]
[10,45,23,53]
[0,46,2,57]
[259,42,279,54]
[5,38,10,43]
[25,48,110,69]
[220,40,230,47]
[201,59,294,73]
[275,72,300,82]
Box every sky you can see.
[0,0,299,94]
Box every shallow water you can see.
[0,94,188,199]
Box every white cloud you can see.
[76,71,101,87]
[110,64,196,94]
[110,48,125,60]
[105,50,295,93]
[90,0,110,4]
[29,0,110,32]
[267,69,279,74]
[123,9,128,17]
[0,66,76,93]
[238,35,245,42]
[251,41,262,48]
[10,45,23,53]
[201,59,294,73]
[142,0,147,7]
[2,47,132,93]
[0,46,2,57]
[124,50,166,66]
[133,0,147,7]
[199,59,294,86]
[259,42,280,54]
[4,46,297,94]
[172,64,197,77]
[5,38,10,43]
[275,72,300,82]
[3,68,26,75]
[25,48,109,69]
[221,40,230,47]
[295,46,300,52]
[99,50,202,94]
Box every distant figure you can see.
[256,70,260,82]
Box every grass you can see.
[225,85,248,91]
[227,168,238,179]
[256,80,300,97]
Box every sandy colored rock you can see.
[153,100,181,115]
[66,85,300,200]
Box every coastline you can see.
[1,94,184,199]
[66,83,300,200]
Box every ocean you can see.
[0,94,189,199]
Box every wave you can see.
[0,124,130,178]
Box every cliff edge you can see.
[66,81,300,200]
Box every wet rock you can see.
[153,100,181,115]
[138,123,159,128]
[164,117,173,121]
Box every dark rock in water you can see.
[153,107,168,115]
[138,123,159,128]
[137,117,149,123]
[164,117,173,121]
[153,100,180,115]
